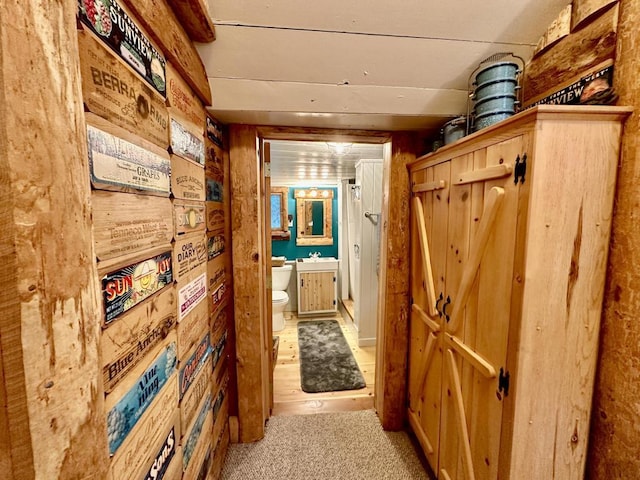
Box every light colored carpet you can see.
[221,410,429,479]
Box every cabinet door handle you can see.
[442,296,451,322]
[300,278,304,287]
[435,292,444,317]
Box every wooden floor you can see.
[272,311,376,416]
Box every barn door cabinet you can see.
[407,105,631,480]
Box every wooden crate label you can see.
[173,232,207,281]
[170,117,204,166]
[207,231,225,260]
[210,426,229,480]
[211,388,229,447]
[527,62,614,108]
[211,301,229,340]
[92,191,173,261]
[86,122,171,195]
[211,331,228,373]
[211,281,227,311]
[141,425,177,480]
[207,255,226,292]
[78,0,166,97]
[102,311,176,393]
[107,341,178,454]
[179,333,212,399]
[78,31,169,149]
[170,155,205,201]
[205,202,225,232]
[195,447,213,480]
[178,270,206,321]
[177,299,208,359]
[206,177,223,202]
[212,380,227,424]
[206,115,224,148]
[108,377,178,480]
[182,393,212,472]
[102,251,173,324]
[167,64,206,128]
[180,357,212,432]
[204,139,224,181]
[174,200,206,236]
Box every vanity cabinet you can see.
[297,261,338,315]
[407,106,630,480]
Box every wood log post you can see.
[375,132,417,430]
[588,0,640,477]
[0,1,108,479]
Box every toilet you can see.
[272,264,292,332]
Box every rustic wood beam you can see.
[167,0,216,43]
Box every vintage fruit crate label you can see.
[205,177,223,202]
[166,64,206,128]
[107,340,178,454]
[108,379,179,480]
[195,447,213,480]
[78,0,166,97]
[210,281,228,312]
[92,190,173,261]
[207,255,226,295]
[206,231,225,260]
[101,251,173,325]
[102,294,176,393]
[141,425,177,480]
[170,155,205,202]
[178,269,206,321]
[210,300,229,341]
[173,200,206,237]
[173,232,207,282]
[170,117,205,166]
[205,202,225,232]
[211,381,229,447]
[211,331,228,374]
[206,115,224,148]
[179,333,211,400]
[204,139,224,181]
[177,298,208,360]
[85,120,171,196]
[180,356,212,432]
[182,393,213,473]
[78,31,169,149]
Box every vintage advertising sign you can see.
[92,190,173,261]
[183,393,213,473]
[142,425,177,480]
[166,64,206,128]
[172,232,207,282]
[78,31,169,148]
[85,116,171,196]
[102,297,176,393]
[174,200,206,237]
[178,270,206,321]
[210,300,228,340]
[210,281,227,313]
[180,356,212,432]
[206,231,225,260]
[177,299,208,360]
[207,255,226,298]
[204,139,224,182]
[206,177,223,202]
[170,117,205,166]
[206,115,224,148]
[108,380,179,480]
[179,334,211,400]
[77,0,166,97]
[211,331,228,373]
[160,447,183,480]
[171,155,206,202]
[106,340,177,454]
[205,202,225,232]
[101,251,173,324]
[195,447,213,480]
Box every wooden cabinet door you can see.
[298,271,336,313]
[438,135,528,480]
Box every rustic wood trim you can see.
[121,0,212,105]
[452,164,513,185]
[412,304,440,333]
[444,334,496,379]
[166,0,216,42]
[256,126,391,143]
[1,1,107,478]
[413,179,446,193]
[408,409,435,455]
[412,197,438,317]
[229,125,267,442]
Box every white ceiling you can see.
[198,0,570,132]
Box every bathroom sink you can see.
[296,257,339,271]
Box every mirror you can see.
[295,189,333,246]
[270,187,290,240]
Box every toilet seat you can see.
[272,290,288,304]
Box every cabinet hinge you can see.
[497,367,510,399]
[264,162,271,178]
[514,153,527,184]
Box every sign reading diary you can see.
[78,0,166,97]
[102,251,173,324]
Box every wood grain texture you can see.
[167,0,216,42]
[166,62,206,128]
[588,0,640,476]
[120,0,212,105]
[533,4,572,57]
[523,3,618,105]
[0,1,108,478]
[572,0,619,31]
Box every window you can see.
[270,187,290,240]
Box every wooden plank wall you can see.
[588,0,640,476]
[0,1,107,478]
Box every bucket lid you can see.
[477,61,519,73]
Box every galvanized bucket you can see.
[474,93,519,116]
[441,116,467,144]
[474,62,519,86]
[473,110,513,131]
[473,77,519,101]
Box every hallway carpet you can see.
[221,410,430,479]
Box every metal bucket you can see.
[473,77,519,101]
[474,93,518,115]
[474,62,519,86]
[473,110,513,131]
[441,116,467,144]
